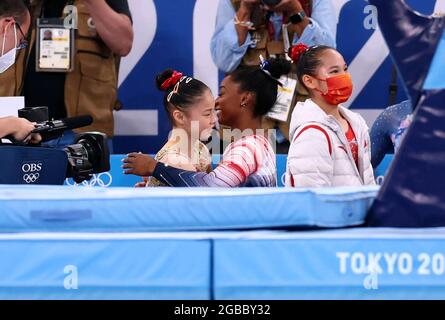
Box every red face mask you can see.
[315,73,353,105]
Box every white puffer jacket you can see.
[285,99,375,188]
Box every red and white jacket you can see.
[285,99,375,188]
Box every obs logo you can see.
[22,163,43,184]
[65,172,113,188]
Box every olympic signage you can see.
[21,162,43,184]
[64,156,140,188]
[65,172,113,188]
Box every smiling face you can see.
[187,89,217,141]
[215,75,245,128]
[172,88,216,141]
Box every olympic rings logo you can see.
[281,172,286,186]
[376,175,385,186]
[65,172,113,188]
[23,173,40,184]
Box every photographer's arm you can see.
[235,0,258,46]
[266,0,336,47]
[83,0,133,56]
[293,0,336,47]
[269,0,310,38]
[211,0,256,73]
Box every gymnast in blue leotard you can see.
[370,100,413,168]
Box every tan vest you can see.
[0,0,119,137]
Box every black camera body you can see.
[2,106,111,185]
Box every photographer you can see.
[211,0,336,73]
[0,0,133,148]
[211,0,337,151]
[0,116,41,143]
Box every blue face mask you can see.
[0,23,18,74]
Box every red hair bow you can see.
[290,43,309,63]
[160,71,183,91]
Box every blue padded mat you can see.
[0,232,212,300]
[1,229,445,299]
[0,185,378,232]
[214,228,445,300]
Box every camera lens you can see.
[64,132,110,183]
[76,138,100,168]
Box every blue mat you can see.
[1,229,445,299]
[0,232,211,300]
[0,185,378,232]
[214,228,445,300]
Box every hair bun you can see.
[263,58,292,79]
[289,43,309,63]
[155,69,183,92]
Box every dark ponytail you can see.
[229,58,292,117]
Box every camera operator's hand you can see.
[1,117,42,144]
[27,133,42,144]
[122,153,158,177]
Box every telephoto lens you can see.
[64,132,110,183]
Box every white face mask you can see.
[0,23,18,74]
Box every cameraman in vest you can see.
[0,0,133,150]
[211,0,337,152]
[0,0,39,143]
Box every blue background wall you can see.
[115,0,441,154]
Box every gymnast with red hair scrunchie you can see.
[132,69,216,187]
[123,58,291,187]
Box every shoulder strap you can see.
[293,124,332,155]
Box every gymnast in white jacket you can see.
[285,44,375,188]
